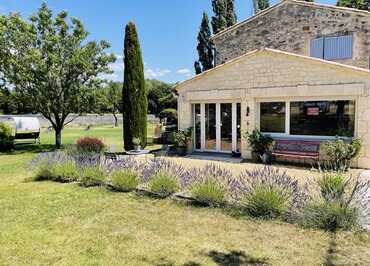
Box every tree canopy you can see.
[253,0,270,13]
[0,3,115,147]
[337,0,369,10]
[211,0,237,34]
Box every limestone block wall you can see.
[177,49,370,168]
[213,1,370,69]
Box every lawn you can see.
[0,126,370,265]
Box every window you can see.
[310,35,353,60]
[260,102,286,133]
[290,101,355,137]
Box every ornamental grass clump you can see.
[148,171,178,197]
[111,169,139,192]
[191,178,227,207]
[51,160,79,183]
[302,173,359,231]
[79,166,106,187]
[235,166,310,221]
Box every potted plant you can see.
[173,128,193,156]
[245,129,274,163]
[132,137,141,151]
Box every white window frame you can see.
[257,97,357,141]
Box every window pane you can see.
[205,103,216,150]
[193,104,201,149]
[260,102,286,133]
[290,101,355,137]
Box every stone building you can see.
[177,0,370,168]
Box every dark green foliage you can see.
[253,0,270,13]
[211,0,228,34]
[122,22,147,150]
[337,0,368,10]
[194,61,202,75]
[196,12,214,73]
[191,179,226,206]
[0,3,115,148]
[159,108,178,124]
[0,122,14,151]
[245,129,274,155]
[302,201,358,231]
[146,79,177,116]
[148,171,178,197]
[242,185,290,219]
[225,0,237,27]
[111,170,139,192]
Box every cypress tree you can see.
[211,0,228,34]
[337,0,368,10]
[225,0,237,27]
[122,22,147,151]
[253,0,270,14]
[196,12,214,73]
[194,61,202,75]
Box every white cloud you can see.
[145,68,171,79]
[176,68,191,75]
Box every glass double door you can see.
[193,103,240,153]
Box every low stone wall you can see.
[4,114,160,128]
[354,171,370,231]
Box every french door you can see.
[193,103,240,153]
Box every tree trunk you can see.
[113,113,118,127]
[55,128,62,149]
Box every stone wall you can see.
[177,49,370,168]
[213,1,370,69]
[1,114,160,128]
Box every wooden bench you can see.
[272,139,321,159]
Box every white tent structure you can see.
[0,116,40,143]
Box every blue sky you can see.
[0,0,337,83]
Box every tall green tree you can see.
[195,12,214,73]
[99,82,122,127]
[225,0,237,27]
[122,22,147,150]
[337,0,368,10]
[253,0,270,14]
[0,3,114,148]
[194,61,202,75]
[146,79,177,116]
[211,0,228,34]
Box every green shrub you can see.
[242,185,290,219]
[33,160,55,181]
[318,174,347,202]
[52,161,79,183]
[111,169,139,192]
[76,136,106,154]
[302,201,358,231]
[191,179,226,207]
[148,171,178,197]
[0,122,14,151]
[322,138,362,171]
[79,166,106,187]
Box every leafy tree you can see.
[0,3,114,148]
[337,0,368,10]
[98,82,122,127]
[225,0,237,27]
[195,12,214,73]
[253,0,270,13]
[211,0,228,34]
[122,22,147,150]
[146,79,177,116]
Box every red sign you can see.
[307,107,319,116]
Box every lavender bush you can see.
[234,166,311,221]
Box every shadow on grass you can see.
[206,250,269,266]
[1,144,55,155]
[323,233,338,266]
